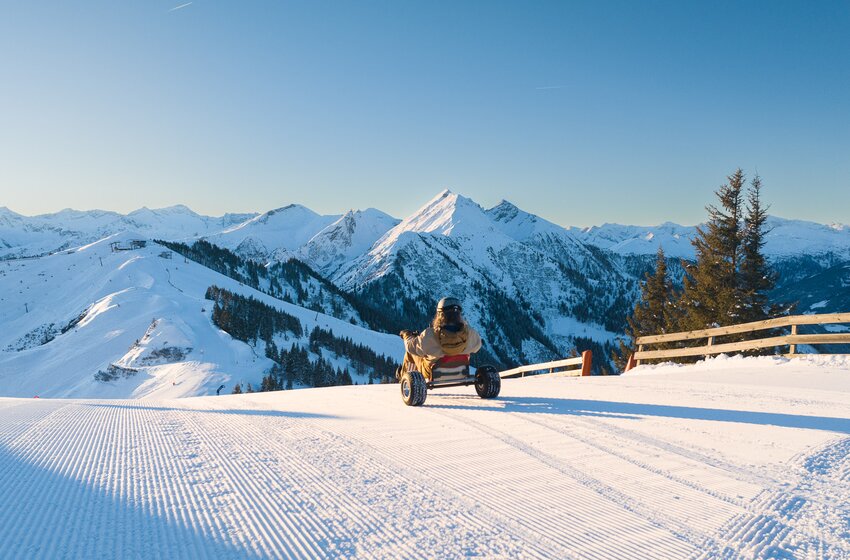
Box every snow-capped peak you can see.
[0,206,22,218]
[298,208,400,276]
[207,204,341,259]
[486,199,572,242]
[389,189,496,238]
[220,204,318,234]
[150,204,200,216]
[487,200,522,221]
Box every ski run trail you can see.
[1,355,849,559]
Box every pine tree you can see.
[631,247,676,336]
[739,174,776,323]
[232,383,243,394]
[679,169,747,329]
[614,247,677,368]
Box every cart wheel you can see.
[475,366,501,399]
[400,370,427,406]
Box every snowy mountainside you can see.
[773,262,850,316]
[577,216,850,260]
[0,205,254,259]
[297,208,400,277]
[158,239,368,328]
[579,222,697,259]
[202,204,340,262]
[0,232,401,398]
[762,216,850,258]
[333,191,634,368]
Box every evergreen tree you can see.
[631,247,676,336]
[614,247,677,369]
[739,174,777,323]
[679,169,747,329]
[232,383,243,394]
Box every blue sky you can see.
[1,1,847,226]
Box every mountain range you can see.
[2,190,848,396]
[4,193,849,262]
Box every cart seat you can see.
[432,354,470,375]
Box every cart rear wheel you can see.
[475,366,500,399]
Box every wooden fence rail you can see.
[630,312,850,367]
[500,350,592,379]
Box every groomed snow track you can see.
[1,356,849,559]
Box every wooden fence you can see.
[500,350,593,379]
[629,312,850,368]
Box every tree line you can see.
[205,286,396,393]
[206,285,303,342]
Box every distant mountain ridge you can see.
[0,204,256,259]
[3,198,848,262]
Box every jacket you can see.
[404,324,482,360]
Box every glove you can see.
[399,330,419,339]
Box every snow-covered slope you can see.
[0,205,255,259]
[298,208,399,277]
[762,216,850,258]
[2,355,848,558]
[0,232,401,398]
[203,205,341,262]
[577,216,850,260]
[579,222,698,259]
[335,190,516,285]
[487,199,583,242]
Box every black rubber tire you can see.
[400,370,427,406]
[475,366,501,399]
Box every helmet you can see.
[437,297,462,312]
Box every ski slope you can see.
[0,232,402,399]
[2,355,849,559]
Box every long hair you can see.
[432,307,464,332]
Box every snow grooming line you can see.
[400,355,501,406]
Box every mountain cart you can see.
[398,354,500,406]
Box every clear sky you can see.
[1,1,848,227]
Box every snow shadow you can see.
[86,402,340,419]
[0,447,253,559]
[430,396,850,434]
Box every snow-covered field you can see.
[2,355,848,559]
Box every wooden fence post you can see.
[789,324,797,355]
[581,350,593,376]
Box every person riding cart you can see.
[399,297,482,382]
[397,297,499,406]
